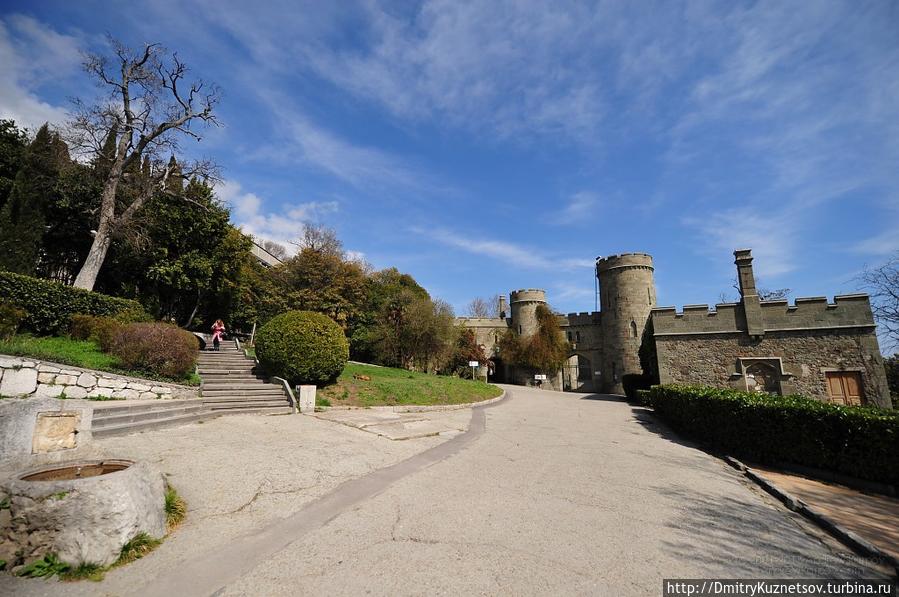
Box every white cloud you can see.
[418,227,593,271]
[216,179,338,253]
[0,15,82,129]
[553,191,599,224]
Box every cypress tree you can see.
[0,124,68,274]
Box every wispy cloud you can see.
[216,179,338,252]
[417,227,593,271]
[552,191,599,225]
[0,15,82,129]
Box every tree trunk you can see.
[183,289,202,328]
[72,222,112,290]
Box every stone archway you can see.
[564,353,593,392]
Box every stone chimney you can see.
[498,294,507,319]
[734,249,764,337]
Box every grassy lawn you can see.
[0,335,200,386]
[318,362,503,408]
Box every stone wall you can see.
[655,328,892,409]
[0,355,198,400]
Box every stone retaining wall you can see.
[0,355,198,400]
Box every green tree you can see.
[0,119,28,212]
[97,178,251,326]
[0,124,69,274]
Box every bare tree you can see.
[465,297,499,318]
[68,38,220,290]
[858,253,899,351]
[720,277,791,303]
[262,240,287,260]
[293,224,342,257]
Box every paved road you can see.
[215,386,888,595]
[4,386,889,596]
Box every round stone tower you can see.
[509,289,547,338]
[596,253,656,394]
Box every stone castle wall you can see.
[0,355,199,401]
[654,328,891,409]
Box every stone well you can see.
[0,459,167,567]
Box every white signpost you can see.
[469,360,479,381]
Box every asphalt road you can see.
[3,385,888,596]
[216,385,888,595]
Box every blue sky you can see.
[1,1,898,326]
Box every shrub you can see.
[0,302,26,340]
[69,315,125,351]
[109,323,197,378]
[648,385,899,485]
[0,271,147,335]
[621,373,653,401]
[255,310,349,386]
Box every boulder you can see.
[0,367,38,397]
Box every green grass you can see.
[164,484,186,530]
[0,334,199,386]
[319,362,503,408]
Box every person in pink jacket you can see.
[211,319,225,351]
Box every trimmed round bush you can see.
[110,323,197,378]
[255,311,349,386]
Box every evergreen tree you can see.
[0,119,28,212]
[0,124,69,274]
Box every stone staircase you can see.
[92,339,294,437]
[197,340,294,415]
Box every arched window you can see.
[648,288,652,304]
[630,320,638,338]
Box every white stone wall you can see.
[0,355,198,400]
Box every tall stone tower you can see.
[509,289,547,338]
[596,253,656,394]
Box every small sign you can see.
[468,361,480,367]
[534,374,547,381]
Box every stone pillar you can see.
[298,385,316,414]
[734,249,765,337]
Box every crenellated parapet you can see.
[562,311,602,327]
[652,294,877,337]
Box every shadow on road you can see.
[578,393,627,402]
[654,483,890,579]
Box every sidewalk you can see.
[751,466,899,565]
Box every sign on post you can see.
[534,374,547,381]
[469,360,479,381]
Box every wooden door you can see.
[825,371,865,406]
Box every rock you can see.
[55,374,77,386]
[0,368,38,397]
[98,377,126,389]
[87,389,113,399]
[37,365,61,374]
[77,373,97,388]
[128,383,151,392]
[0,357,21,368]
[63,386,87,399]
[33,384,65,399]
[1,460,166,567]
[150,386,172,394]
[113,389,140,400]
[20,361,36,368]
[139,392,158,400]
[37,372,56,384]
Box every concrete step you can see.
[201,383,283,391]
[199,374,264,381]
[92,399,200,415]
[202,394,290,403]
[201,390,286,398]
[196,367,257,373]
[205,404,293,414]
[92,411,218,438]
[92,404,207,428]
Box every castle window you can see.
[648,288,652,304]
[575,331,581,343]
[518,324,522,334]
[567,331,572,341]
[631,320,638,338]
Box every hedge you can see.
[255,310,349,386]
[0,271,147,335]
[110,323,197,378]
[647,385,899,485]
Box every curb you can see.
[315,387,506,413]
[727,456,899,577]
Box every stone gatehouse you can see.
[458,249,892,409]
